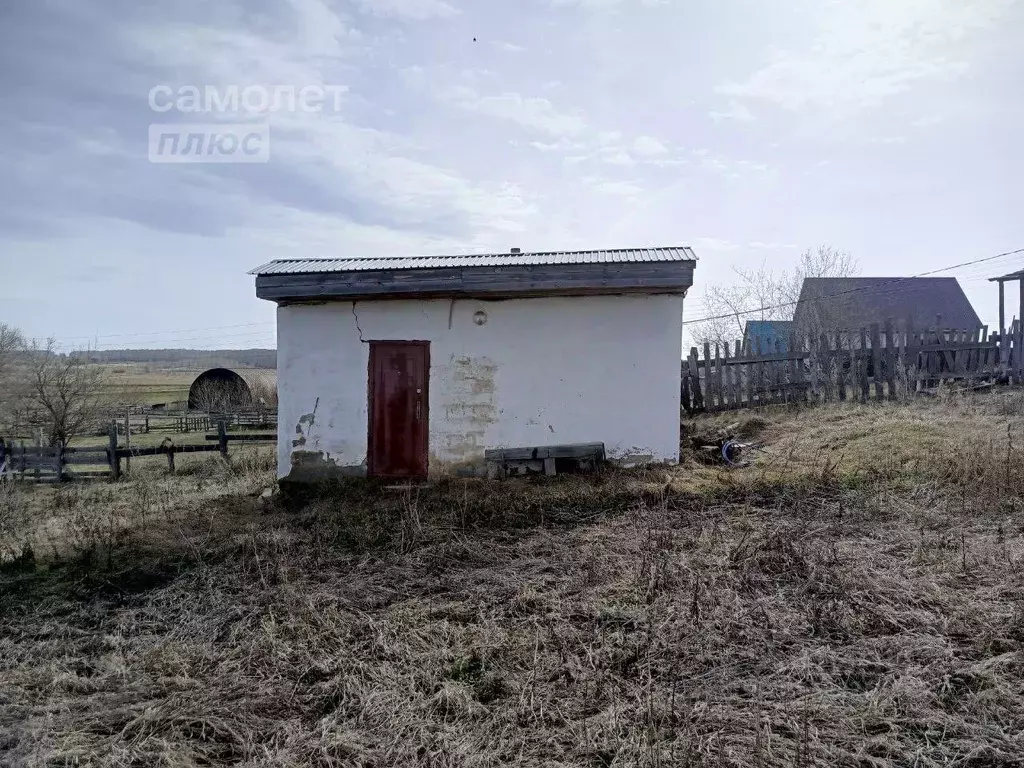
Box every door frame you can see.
[366,340,430,479]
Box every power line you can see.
[57,320,275,342]
[51,328,278,351]
[682,246,1024,327]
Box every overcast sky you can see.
[1,0,1023,350]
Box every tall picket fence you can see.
[682,321,1022,413]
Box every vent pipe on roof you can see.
[510,247,521,254]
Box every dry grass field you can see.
[2,392,1024,767]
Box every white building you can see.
[251,247,697,481]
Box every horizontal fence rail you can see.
[683,321,1022,414]
[1,419,277,484]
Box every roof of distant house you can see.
[793,277,981,331]
[743,320,793,351]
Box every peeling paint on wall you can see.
[435,354,498,466]
[291,397,319,448]
[286,449,366,482]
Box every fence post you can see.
[218,419,229,458]
[124,409,132,474]
[882,319,895,399]
[774,339,784,403]
[733,339,741,405]
[834,332,845,401]
[108,421,120,481]
[721,343,732,408]
[870,323,883,400]
[687,347,703,412]
[33,428,42,483]
[749,337,757,405]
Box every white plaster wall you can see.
[276,294,684,478]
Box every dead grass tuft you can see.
[2,392,1024,765]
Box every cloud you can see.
[582,176,643,198]
[352,0,459,20]
[602,150,634,167]
[448,89,589,137]
[550,0,666,8]
[493,41,526,53]
[709,100,754,123]
[692,237,739,252]
[693,150,771,180]
[632,135,668,156]
[747,241,798,250]
[528,138,589,153]
[718,0,1016,116]
[0,0,535,245]
[418,71,691,173]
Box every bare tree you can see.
[689,245,859,347]
[25,340,107,448]
[0,323,27,434]
[0,323,23,380]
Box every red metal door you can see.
[368,341,429,479]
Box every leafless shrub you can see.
[0,482,32,562]
[691,244,859,347]
[0,323,27,433]
[21,339,107,448]
[890,361,918,403]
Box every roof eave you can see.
[255,260,696,303]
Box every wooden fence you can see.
[115,409,277,436]
[683,321,1022,413]
[7,408,278,445]
[1,420,276,484]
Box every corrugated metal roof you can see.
[250,246,697,275]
